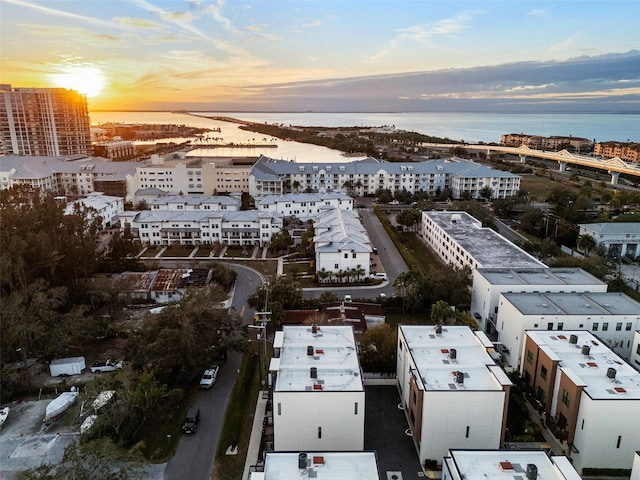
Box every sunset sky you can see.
[1,0,639,112]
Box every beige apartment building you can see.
[594,141,640,163]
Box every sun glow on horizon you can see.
[48,65,106,98]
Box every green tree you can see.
[359,324,397,374]
[479,186,493,201]
[270,230,293,255]
[577,234,596,255]
[430,300,455,325]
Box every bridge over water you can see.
[424,143,640,184]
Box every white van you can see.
[374,273,388,281]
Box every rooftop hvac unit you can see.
[310,367,317,379]
[435,324,442,335]
[456,371,464,384]
[298,452,307,469]
[311,324,318,334]
[526,463,538,480]
[307,345,314,356]
[582,345,591,356]
[569,334,578,344]
[449,348,457,360]
[607,367,617,380]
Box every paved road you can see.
[163,264,263,480]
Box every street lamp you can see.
[248,322,268,389]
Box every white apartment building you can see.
[578,222,640,260]
[314,207,372,282]
[0,155,138,199]
[470,267,607,335]
[132,154,252,196]
[249,155,520,199]
[258,192,353,221]
[1,84,91,156]
[522,330,640,473]
[631,331,640,372]
[497,291,640,370]
[131,210,283,247]
[442,449,582,480]
[249,451,380,480]
[150,194,241,212]
[64,192,124,230]
[421,211,545,271]
[396,325,512,466]
[270,325,364,452]
[632,451,640,480]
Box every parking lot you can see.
[0,399,79,479]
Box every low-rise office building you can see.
[270,325,365,452]
[470,267,607,335]
[249,451,380,480]
[421,211,544,271]
[93,140,135,161]
[396,325,512,466]
[578,222,640,260]
[521,330,640,473]
[497,292,640,370]
[258,192,353,221]
[442,449,582,480]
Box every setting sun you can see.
[48,65,106,98]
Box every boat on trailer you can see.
[44,388,78,423]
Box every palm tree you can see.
[577,234,596,255]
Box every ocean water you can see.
[89,111,639,163]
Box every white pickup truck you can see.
[90,360,123,373]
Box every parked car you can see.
[90,359,123,374]
[373,272,388,281]
[199,365,219,389]
[182,407,200,434]
[344,294,352,302]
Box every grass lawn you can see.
[283,261,313,276]
[161,245,195,257]
[193,247,214,257]
[520,173,581,201]
[224,246,251,258]
[211,346,262,480]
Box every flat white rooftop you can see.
[252,451,379,479]
[445,449,582,479]
[503,291,640,316]
[476,267,605,287]
[424,211,545,269]
[527,330,640,400]
[274,326,363,392]
[400,325,509,391]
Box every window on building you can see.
[593,322,599,331]
[318,427,322,439]
[540,365,547,380]
[617,435,622,449]
[344,253,348,259]
[561,389,570,407]
[334,264,339,269]
[547,322,553,330]
[527,350,534,364]
[603,323,609,331]
[354,402,358,415]
[558,323,564,331]
[465,426,470,438]
[616,322,622,331]
[626,322,633,331]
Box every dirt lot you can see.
[0,399,79,479]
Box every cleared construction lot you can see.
[0,399,78,479]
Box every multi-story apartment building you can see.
[594,142,640,163]
[0,84,91,156]
[501,133,592,151]
[396,325,512,466]
[258,192,353,221]
[249,156,520,200]
[0,154,138,199]
[470,267,607,335]
[250,451,380,480]
[150,194,241,212]
[314,207,372,281]
[270,325,365,452]
[442,449,582,480]
[421,211,545,271]
[132,154,252,195]
[578,222,640,260]
[631,331,640,372]
[130,210,283,247]
[64,192,124,230]
[521,330,640,473]
[497,291,640,370]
